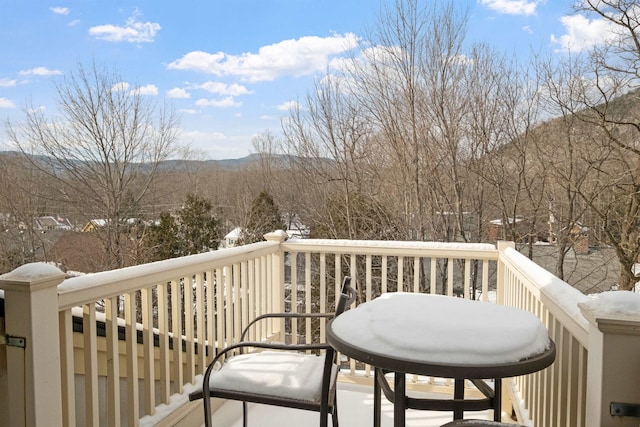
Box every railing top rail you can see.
[57,240,279,310]
[501,246,590,345]
[282,239,498,260]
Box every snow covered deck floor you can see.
[208,382,494,427]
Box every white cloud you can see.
[131,84,158,96]
[275,100,299,111]
[0,98,16,109]
[178,108,198,114]
[167,88,190,98]
[50,6,70,15]
[89,13,161,43]
[28,106,46,113]
[551,14,617,52]
[179,129,229,154]
[178,130,254,159]
[196,81,252,96]
[0,78,17,87]
[111,81,130,92]
[328,55,357,73]
[111,82,157,95]
[479,0,540,16]
[357,45,405,68]
[19,66,62,76]
[195,97,242,108]
[168,33,359,82]
[182,129,227,140]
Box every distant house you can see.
[286,222,309,239]
[81,218,146,233]
[224,227,243,248]
[33,216,73,231]
[568,223,591,255]
[81,219,107,232]
[82,218,148,232]
[283,213,310,239]
[488,216,530,242]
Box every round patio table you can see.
[327,292,555,427]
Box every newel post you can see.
[579,292,640,427]
[0,263,65,427]
[264,230,288,336]
[495,241,515,306]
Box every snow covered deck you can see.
[208,382,493,427]
[1,235,640,427]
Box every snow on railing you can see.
[498,243,590,427]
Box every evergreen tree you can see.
[243,190,285,244]
[178,194,220,255]
[146,194,220,261]
[146,212,180,261]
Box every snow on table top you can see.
[331,292,550,366]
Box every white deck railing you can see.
[1,233,639,427]
[498,243,590,426]
[57,238,284,427]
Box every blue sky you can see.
[0,1,611,159]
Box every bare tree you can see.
[346,1,472,242]
[251,130,280,193]
[533,54,604,280]
[0,154,53,272]
[5,62,182,270]
[547,1,640,290]
[352,0,430,240]
[282,72,391,240]
[467,50,548,253]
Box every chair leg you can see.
[320,411,328,427]
[332,397,339,427]
[204,398,212,427]
[243,402,248,427]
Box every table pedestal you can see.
[373,369,502,427]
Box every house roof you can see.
[489,216,524,226]
[34,216,73,231]
[49,232,107,273]
[225,227,242,239]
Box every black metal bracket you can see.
[611,402,640,418]
[0,334,27,349]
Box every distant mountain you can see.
[0,151,310,172]
[155,155,261,171]
[156,153,314,171]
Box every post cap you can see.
[578,291,640,334]
[263,229,288,242]
[0,262,66,292]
